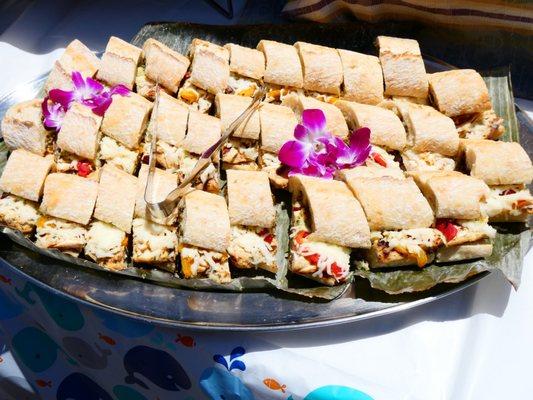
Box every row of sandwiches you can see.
[1,36,506,188]
[0,138,531,285]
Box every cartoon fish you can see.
[0,275,12,285]
[263,378,286,393]
[99,333,116,346]
[35,379,52,388]
[175,334,195,347]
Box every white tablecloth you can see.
[0,1,532,399]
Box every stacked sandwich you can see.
[0,33,531,289]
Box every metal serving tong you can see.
[145,85,266,223]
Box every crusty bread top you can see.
[189,39,230,95]
[215,93,260,140]
[344,176,434,231]
[377,36,428,99]
[428,70,491,117]
[409,170,490,220]
[259,103,297,154]
[96,36,142,90]
[94,164,138,233]
[101,92,153,150]
[335,100,406,151]
[1,99,48,156]
[461,139,533,185]
[147,92,188,147]
[257,40,303,88]
[337,49,384,105]
[402,103,459,156]
[40,173,98,225]
[288,175,371,249]
[294,41,343,95]
[135,164,177,222]
[182,111,221,155]
[0,149,54,202]
[143,38,190,94]
[227,170,275,228]
[337,166,406,181]
[225,43,265,80]
[57,102,102,160]
[181,190,230,253]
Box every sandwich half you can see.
[85,221,128,271]
[224,43,265,97]
[409,170,496,262]
[216,93,261,170]
[340,172,444,268]
[226,170,278,273]
[288,175,371,285]
[96,36,142,90]
[461,139,533,222]
[178,190,231,283]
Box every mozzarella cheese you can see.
[35,217,88,254]
[99,136,138,174]
[455,109,504,140]
[401,149,456,172]
[85,221,126,261]
[0,195,40,233]
[366,145,402,170]
[481,185,533,218]
[228,74,259,97]
[132,218,178,264]
[180,245,230,283]
[228,225,277,270]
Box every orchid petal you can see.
[301,109,327,136]
[85,77,104,94]
[41,98,65,131]
[49,89,75,109]
[71,71,84,90]
[110,84,130,96]
[350,127,371,151]
[293,124,308,141]
[90,95,113,116]
[278,140,311,168]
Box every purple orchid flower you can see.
[278,109,371,179]
[41,97,66,131]
[89,84,130,116]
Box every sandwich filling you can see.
[401,149,456,172]
[177,150,219,193]
[227,225,278,272]
[227,73,260,97]
[56,151,97,177]
[265,84,301,104]
[135,66,172,101]
[132,218,178,272]
[85,221,127,270]
[365,146,401,170]
[221,138,259,169]
[481,185,533,220]
[99,136,139,174]
[290,200,351,284]
[180,245,230,283]
[0,194,40,234]
[370,228,445,268]
[35,216,88,256]
[177,78,213,113]
[454,109,504,140]
[435,217,496,247]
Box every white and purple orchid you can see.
[42,71,130,131]
[278,109,371,178]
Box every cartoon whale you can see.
[16,282,84,331]
[303,385,374,400]
[0,376,39,400]
[0,287,24,320]
[113,385,148,400]
[62,336,111,369]
[123,345,191,391]
[199,367,255,400]
[56,373,113,400]
[93,308,154,338]
[11,327,63,373]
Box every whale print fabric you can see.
[0,261,395,400]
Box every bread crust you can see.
[335,100,406,151]
[180,190,230,253]
[189,39,230,95]
[182,111,221,155]
[437,242,493,262]
[101,92,153,150]
[225,43,265,80]
[215,94,260,140]
[461,139,533,185]
[45,39,100,92]
[227,170,275,228]
[40,173,98,225]
[337,49,383,105]
[344,176,434,231]
[147,92,188,146]
[294,42,343,95]
[143,38,190,93]
[289,175,371,248]
[135,164,177,222]
[0,149,54,202]
[428,70,491,117]
[57,102,102,160]
[377,36,428,98]
[257,40,303,88]
[259,103,297,153]
[96,36,142,90]
[1,99,49,156]
[337,166,405,181]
